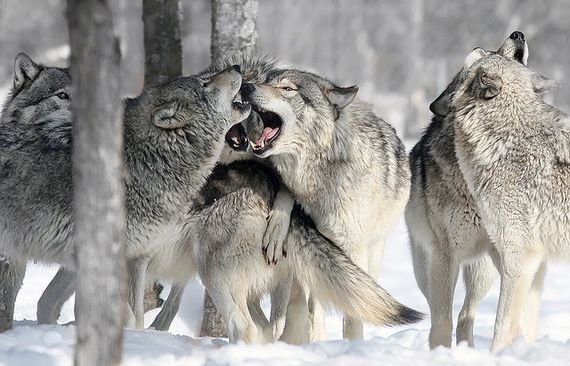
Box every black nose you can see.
[240,82,255,95]
[509,31,525,42]
[232,64,241,73]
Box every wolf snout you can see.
[240,82,256,97]
[509,31,525,42]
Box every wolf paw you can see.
[262,209,290,265]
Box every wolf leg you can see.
[519,260,546,342]
[456,255,496,346]
[490,240,542,352]
[150,282,185,331]
[263,187,294,265]
[428,249,459,349]
[280,277,309,344]
[128,256,150,329]
[409,235,431,300]
[247,296,271,342]
[0,257,25,332]
[37,267,76,324]
[270,274,292,341]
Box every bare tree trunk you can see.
[67,1,125,365]
[211,0,258,62]
[143,0,182,85]
[0,257,25,332]
[202,0,259,338]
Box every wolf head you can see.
[124,65,249,145]
[452,52,558,116]
[201,53,286,158]
[1,53,71,128]
[429,31,530,117]
[240,69,358,157]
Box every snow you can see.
[3,219,570,366]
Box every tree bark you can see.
[202,0,259,338]
[143,0,182,85]
[0,257,24,332]
[67,1,125,365]
[211,0,258,62]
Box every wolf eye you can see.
[282,87,296,92]
[56,92,69,100]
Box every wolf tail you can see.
[287,207,424,327]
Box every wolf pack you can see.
[0,30,568,353]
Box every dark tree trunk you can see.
[202,0,259,338]
[67,1,125,365]
[143,0,183,85]
[0,257,25,332]
[211,0,258,62]
[141,0,182,317]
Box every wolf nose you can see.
[232,64,241,73]
[509,31,525,42]
[240,82,255,95]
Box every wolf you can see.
[241,64,411,341]
[405,32,531,349]
[450,47,562,352]
[0,52,249,331]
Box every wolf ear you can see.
[475,69,502,99]
[151,103,188,130]
[326,85,358,119]
[464,48,487,69]
[531,73,559,95]
[13,53,41,90]
[429,90,451,116]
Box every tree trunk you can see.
[211,0,258,62]
[0,257,25,332]
[67,1,125,365]
[202,0,259,338]
[143,0,183,85]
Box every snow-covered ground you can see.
[3,219,570,366]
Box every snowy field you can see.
[2,219,570,366]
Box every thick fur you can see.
[187,160,422,343]
[405,33,530,349]
[0,53,247,331]
[242,65,411,340]
[451,52,565,352]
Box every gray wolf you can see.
[153,55,422,343]
[241,64,412,341]
[451,46,562,352]
[0,52,248,331]
[405,32,530,349]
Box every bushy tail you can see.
[287,209,424,327]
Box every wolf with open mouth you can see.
[241,64,412,342]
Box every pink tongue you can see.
[254,127,279,147]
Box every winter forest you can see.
[1,0,570,365]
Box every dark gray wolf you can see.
[0,52,249,331]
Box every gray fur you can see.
[451,51,565,352]
[242,64,412,340]
[405,33,531,349]
[0,53,248,330]
[185,159,421,343]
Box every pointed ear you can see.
[477,69,502,99]
[464,48,487,69]
[429,89,450,116]
[13,53,41,90]
[326,85,358,110]
[151,103,188,129]
[531,73,559,95]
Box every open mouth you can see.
[225,123,249,151]
[251,105,283,155]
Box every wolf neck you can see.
[123,111,227,227]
